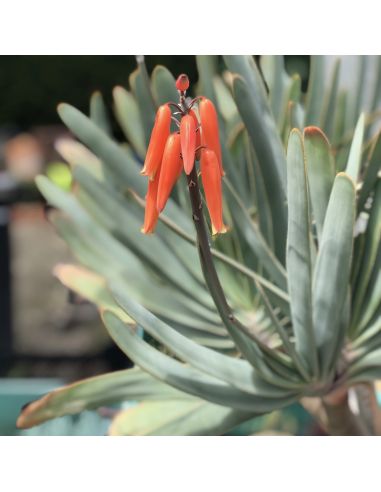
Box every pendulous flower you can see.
[141,169,161,234]
[199,98,224,176]
[180,114,197,175]
[140,74,226,235]
[200,148,227,235]
[141,104,171,180]
[156,133,182,212]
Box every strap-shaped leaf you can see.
[224,55,287,263]
[345,113,365,183]
[112,86,146,159]
[304,127,335,242]
[224,178,287,290]
[358,130,381,211]
[286,130,317,375]
[129,63,157,146]
[101,310,300,412]
[352,179,381,330]
[73,166,215,310]
[54,263,130,322]
[17,367,189,429]
[57,103,195,235]
[151,65,178,106]
[111,281,299,397]
[312,173,356,376]
[109,399,255,436]
[320,58,341,139]
[89,91,112,136]
[55,138,103,181]
[37,177,222,330]
[304,56,325,126]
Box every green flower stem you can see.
[186,167,309,382]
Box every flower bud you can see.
[180,114,196,175]
[199,98,224,176]
[157,133,182,212]
[176,74,190,92]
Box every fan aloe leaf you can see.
[352,179,381,331]
[101,310,300,412]
[358,130,381,211]
[345,113,365,183]
[303,127,335,242]
[55,138,103,181]
[112,86,147,159]
[89,90,112,136]
[320,58,341,139]
[312,173,356,377]
[229,73,287,263]
[111,281,299,397]
[17,367,189,429]
[304,56,325,126]
[286,129,317,375]
[109,399,255,436]
[151,65,178,106]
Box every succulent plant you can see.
[17,55,381,435]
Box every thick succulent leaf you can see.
[89,91,112,136]
[312,173,356,377]
[223,178,287,291]
[332,90,348,147]
[303,127,335,241]
[17,367,189,429]
[57,103,195,235]
[101,310,300,412]
[129,63,157,145]
[286,130,317,375]
[73,166,214,310]
[55,138,103,181]
[347,345,381,381]
[151,65,178,106]
[352,179,381,330]
[109,399,255,436]
[58,103,145,194]
[38,178,222,330]
[229,72,287,263]
[196,55,219,102]
[321,58,341,139]
[213,76,241,130]
[304,56,325,126]
[111,282,298,398]
[345,113,365,183]
[112,86,146,159]
[358,130,381,211]
[260,55,285,127]
[244,134,274,249]
[356,246,381,333]
[54,263,130,322]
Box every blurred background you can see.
[0,55,324,434]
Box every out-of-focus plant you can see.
[17,56,381,435]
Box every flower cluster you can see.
[140,74,227,235]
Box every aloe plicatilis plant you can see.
[17,55,381,435]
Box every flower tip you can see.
[176,74,190,92]
[212,224,229,236]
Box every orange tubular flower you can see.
[141,104,171,180]
[199,98,224,176]
[180,114,196,175]
[200,148,227,235]
[157,133,182,213]
[141,170,161,234]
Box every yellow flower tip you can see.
[140,226,155,235]
[212,224,229,236]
